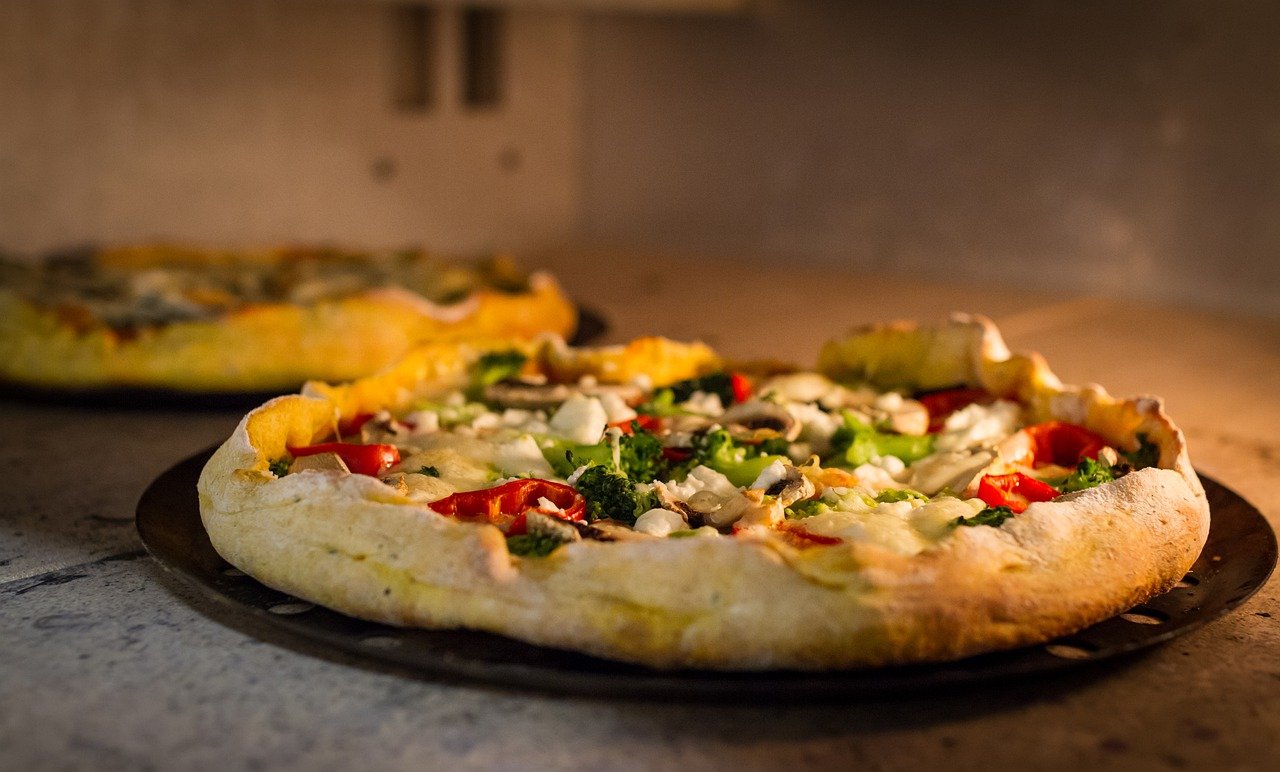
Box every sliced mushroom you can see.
[483,379,645,410]
[879,398,929,436]
[289,452,350,474]
[525,512,582,544]
[719,399,801,442]
[572,519,654,541]
[750,462,816,507]
[653,484,703,528]
[359,411,414,444]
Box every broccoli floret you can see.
[468,350,527,399]
[505,532,565,558]
[754,436,792,458]
[573,464,656,524]
[875,488,928,503]
[827,411,934,467]
[784,499,830,519]
[268,458,291,478]
[665,372,735,404]
[543,426,666,482]
[618,426,665,482]
[690,429,788,487]
[1122,434,1160,470]
[1057,457,1115,492]
[954,506,1015,528]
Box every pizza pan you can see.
[136,450,1276,700]
[0,307,609,410]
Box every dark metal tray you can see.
[0,307,608,410]
[137,453,1275,699]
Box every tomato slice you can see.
[288,442,400,476]
[917,387,994,433]
[730,372,753,404]
[976,472,1059,514]
[428,479,585,534]
[1023,421,1107,467]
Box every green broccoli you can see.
[665,372,735,404]
[954,506,1015,528]
[784,499,830,519]
[875,488,928,503]
[268,458,291,478]
[690,429,788,487]
[468,349,527,399]
[543,425,666,482]
[572,464,657,524]
[1122,434,1160,470]
[617,426,665,482]
[505,532,565,558]
[827,411,934,467]
[1059,457,1115,493]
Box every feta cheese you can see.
[634,508,687,536]
[492,435,555,478]
[680,391,724,416]
[935,400,1022,452]
[549,394,609,444]
[597,392,637,425]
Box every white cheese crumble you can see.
[935,400,1022,452]
[549,394,608,445]
[634,508,687,536]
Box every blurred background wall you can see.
[2,0,1277,317]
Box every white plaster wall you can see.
[0,0,582,254]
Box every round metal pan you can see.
[137,453,1276,700]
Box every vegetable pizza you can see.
[197,316,1208,669]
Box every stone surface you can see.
[2,260,1277,769]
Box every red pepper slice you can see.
[730,372,753,404]
[661,447,693,463]
[288,442,400,476]
[609,414,663,435]
[783,527,843,547]
[340,412,376,436]
[976,472,1060,514]
[1024,421,1107,467]
[918,387,994,433]
[428,479,585,534]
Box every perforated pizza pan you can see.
[0,308,608,410]
[137,451,1276,700]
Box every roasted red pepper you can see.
[428,479,585,534]
[976,472,1060,514]
[661,446,693,463]
[288,442,400,476]
[1024,421,1107,467]
[918,387,994,433]
[730,372,753,404]
[339,412,376,436]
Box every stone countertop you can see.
[2,254,1278,770]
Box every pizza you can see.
[196,315,1209,670]
[0,244,575,392]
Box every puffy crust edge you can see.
[198,316,1210,670]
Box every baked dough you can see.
[197,316,1209,669]
[0,245,576,391]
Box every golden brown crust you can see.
[197,316,1210,670]
[0,253,576,391]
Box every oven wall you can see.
[3,0,1277,317]
[0,0,583,255]
[580,0,1280,316]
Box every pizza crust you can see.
[197,316,1210,669]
